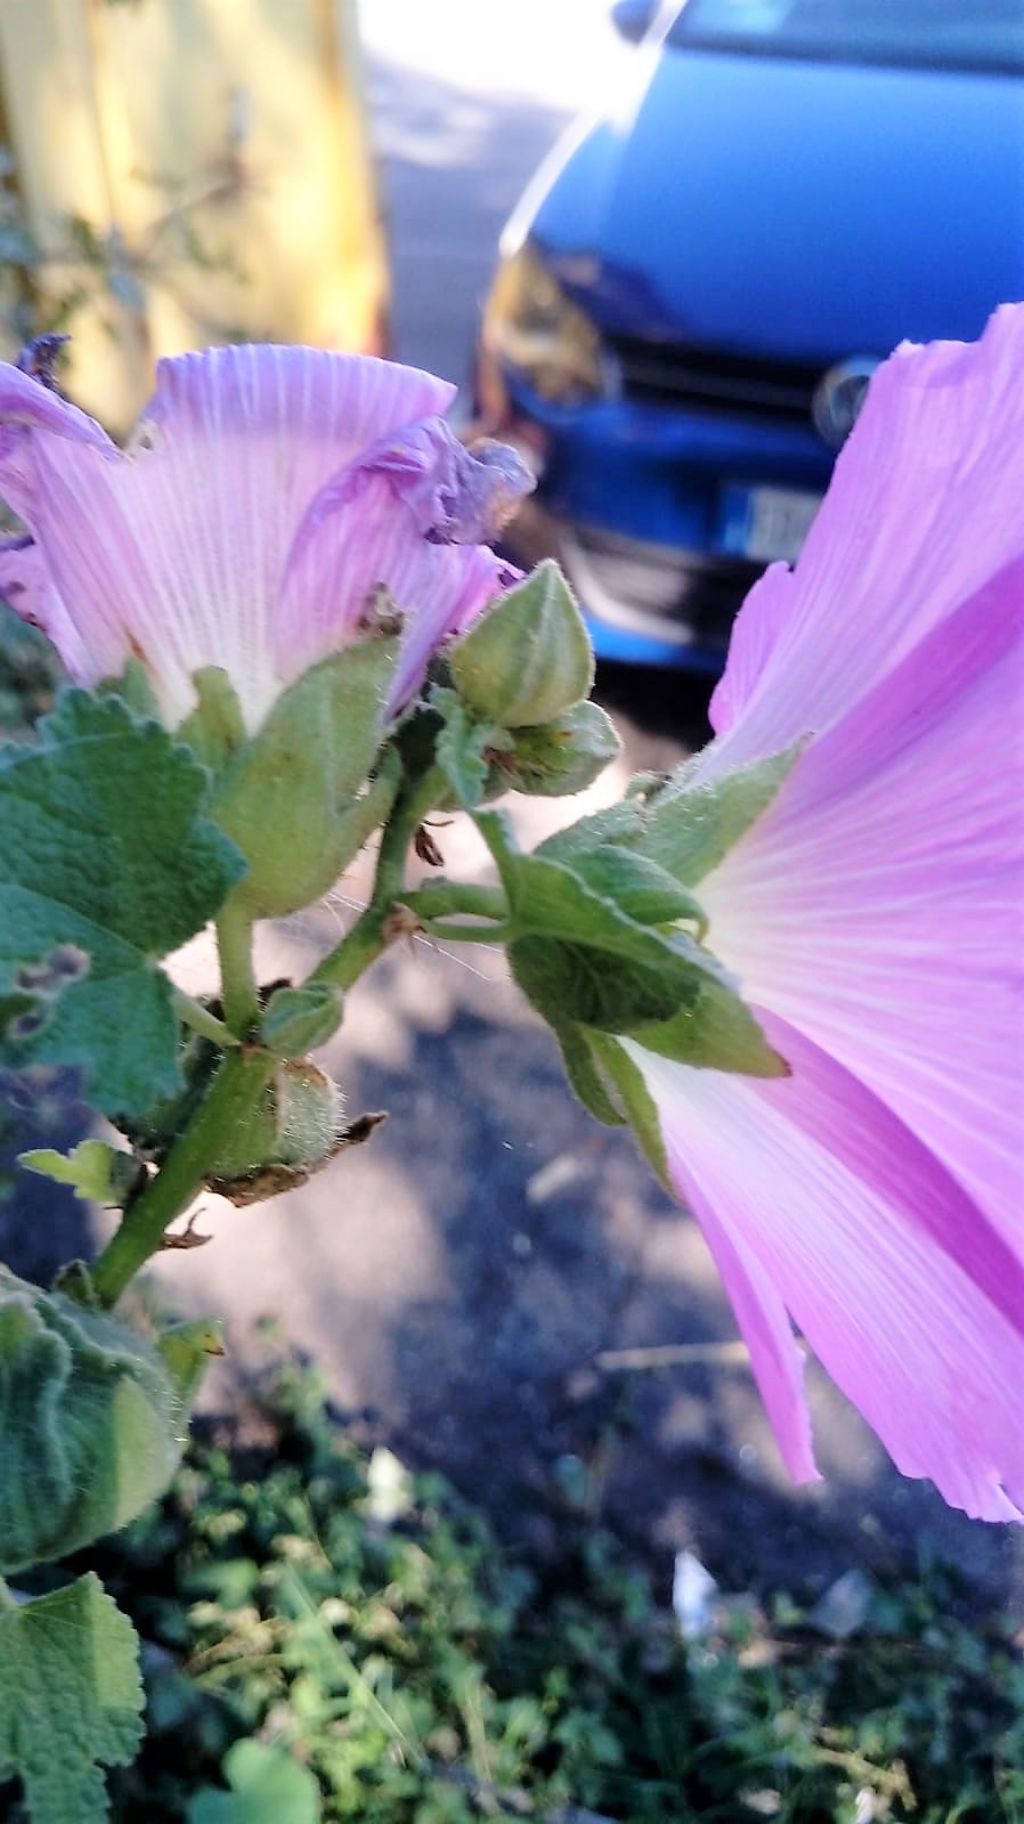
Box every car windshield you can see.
[667,0,1024,74]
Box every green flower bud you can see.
[494,700,621,798]
[450,560,594,728]
[205,1060,344,1184]
[0,1272,186,1573]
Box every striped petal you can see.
[699,552,1024,1240]
[707,305,1024,771]
[275,418,529,707]
[0,346,454,727]
[627,1017,1024,1521]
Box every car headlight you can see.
[482,241,608,405]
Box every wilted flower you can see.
[624,306,1024,1521]
[0,344,532,730]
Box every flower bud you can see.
[0,1272,185,1573]
[204,1060,344,1184]
[449,560,593,728]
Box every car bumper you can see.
[486,376,834,671]
[502,495,757,671]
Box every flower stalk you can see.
[90,1048,278,1309]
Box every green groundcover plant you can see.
[0,309,1021,1820]
[9,1353,1022,1824]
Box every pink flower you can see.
[624,306,1024,1521]
[0,344,531,730]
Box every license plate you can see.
[718,485,822,565]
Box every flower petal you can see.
[626,1016,1024,1521]
[275,419,528,708]
[0,536,100,681]
[0,347,454,726]
[699,552,1024,1239]
[708,304,1024,766]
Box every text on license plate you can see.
[719,485,822,565]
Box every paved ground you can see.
[4,1,1020,1607]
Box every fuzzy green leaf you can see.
[0,1572,144,1824]
[0,1272,185,1574]
[188,1740,322,1824]
[19,1138,143,1207]
[0,689,246,1113]
[638,742,806,886]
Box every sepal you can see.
[261,983,345,1057]
[210,641,399,917]
[491,700,620,798]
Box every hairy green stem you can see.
[399,882,508,925]
[172,988,240,1049]
[90,1048,278,1309]
[311,765,449,993]
[216,902,260,1036]
[418,920,512,946]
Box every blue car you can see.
[476,0,1024,671]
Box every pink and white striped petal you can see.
[626,1016,1024,1521]
[0,346,454,727]
[707,305,1024,771]
[699,552,1024,1240]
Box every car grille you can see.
[607,333,823,423]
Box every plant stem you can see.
[311,765,449,993]
[399,882,508,924]
[172,988,240,1048]
[419,921,512,947]
[90,1048,277,1309]
[216,901,259,1036]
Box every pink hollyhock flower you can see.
[0,344,531,730]
[624,305,1024,1521]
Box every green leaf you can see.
[430,686,500,810]
[188,1739,322,1824]
[211,641,398,918]
[0,689,246,1114]
[19,1138,143,1207]
[637,742,806,886]
[0,1271,185,1573]
[478,810,724,1032]
[261,983,345,1057]
[155,1318,224,1413]
[0,1572,144,1824]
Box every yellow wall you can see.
[0,0,388,427]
